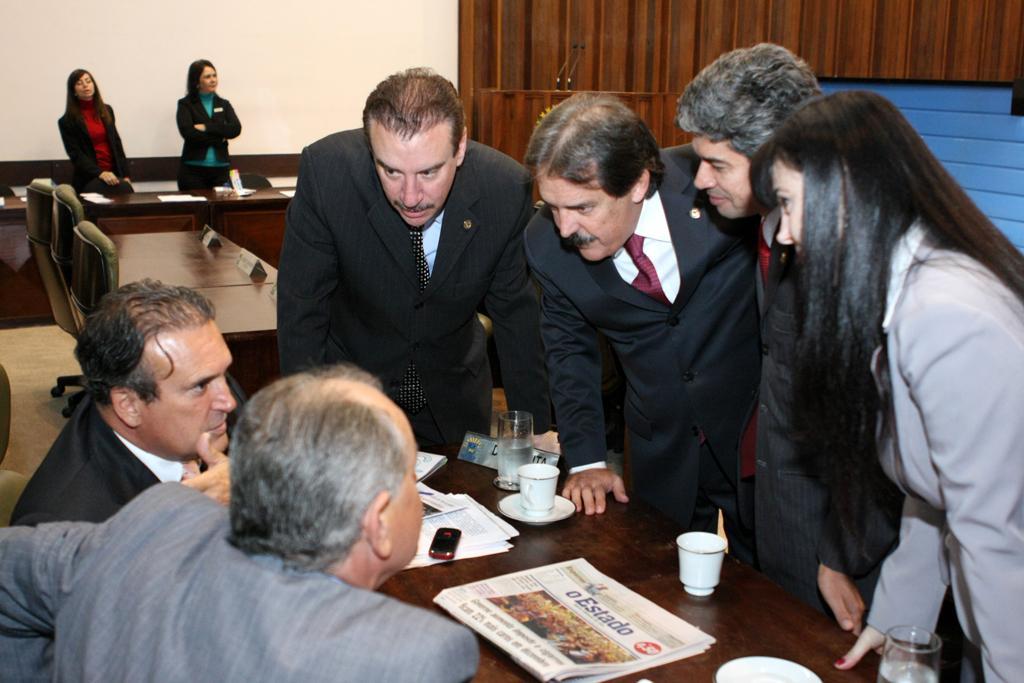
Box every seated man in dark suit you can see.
[523,94,760,564]
[0,365,479,682]
[278,67,552,448]
[11,279,235,525]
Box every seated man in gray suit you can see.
[12,279,234,526]
[676,44,900,632]
[0,365,479,682]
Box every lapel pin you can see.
[780,251,789,265]
[463,219,473,230]
[689,208,702,219]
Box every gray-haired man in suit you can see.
[0,365,479,682]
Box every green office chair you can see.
[0,363,10,464]
[26,180,87,416]
[52,184,85,271]
[71,221,119,318]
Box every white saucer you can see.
[715,657,821,683]
[497,494,574,525]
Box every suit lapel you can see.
[587,256,663,311]
[428,186,479,296]
[661,154,710,316]
[367,198,420,289]
[762,241,794,314]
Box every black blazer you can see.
[524,145,760,529]
[57,106,130,192]
[754,229,900,611]
[11,396,158,526]
[176,94,241,164]
[277,130,550,443]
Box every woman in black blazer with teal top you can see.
[176,59,241,190]
[58,69,132,195]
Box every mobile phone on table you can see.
[428,527,461,560]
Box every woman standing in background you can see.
[58,69,132,195]
[176,59,241,190]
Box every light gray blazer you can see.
[867,242,1024,682]
[0,484,479,682]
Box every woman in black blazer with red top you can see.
[176,59,241,190]
[58,69,132,195]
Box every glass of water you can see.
[877,625,941,683]
[494,410,533,491]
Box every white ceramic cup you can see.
[517,463,559,517]
[676,531,727,596]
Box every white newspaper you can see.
[407,490,519,569]
[435,558,714,682]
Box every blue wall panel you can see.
[820,81,1024,250]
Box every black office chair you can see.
[239,173,272,190]
[26,181,87,416]
[52,184,85,273]
[0,185,14,198]
[71,221,119,319]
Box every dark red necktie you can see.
[624,234,670,306]
[758,217,771,285]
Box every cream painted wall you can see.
[1,1,458,160]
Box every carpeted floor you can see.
[1,324,81,477]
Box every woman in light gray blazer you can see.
[750,90,1024,682]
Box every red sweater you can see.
[79,99,113,172]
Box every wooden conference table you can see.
[87,188,292,267]
[109,231,279,396]
[382,457,877,682]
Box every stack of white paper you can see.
[414,451,447,481]
[407,485,519,569]
[157,194,207,202]
[80,192,112,204]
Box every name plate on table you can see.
[457,431,559,471]
[235,249,268,281]
[200,225,222,248]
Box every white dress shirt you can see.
[114,433,186,482]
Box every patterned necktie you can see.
[396,228,429,414]
[624,234,670,306]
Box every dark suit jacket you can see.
[524,145,760,528]
[277,130,549,443]
[754,225,900,610]
[176,94,241,165]
[0,485,480,682]
[11,396,157,526]
[57,107,130,192]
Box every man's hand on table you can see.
[818,563,866,634]
[834,625,884,670]
[562,468,629,515]
[532,430,560,454]
[181,432,231,506]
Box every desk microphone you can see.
[555,43,580,90]
[565,43,585,91]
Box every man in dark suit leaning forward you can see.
[278,67,552,448]
[0,365,479,682]
[677,43,900,632]
[523,94,760,563]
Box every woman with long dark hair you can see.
[58,69,132,195]
[751,90,1024,680]
[176,59,241,190]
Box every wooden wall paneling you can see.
[530,0,566,90]
[907,0,952,79]
[871,0,912,77]
[631,0,660,93]
[500,0,530,89]
[597,0,632,92]
[97,215,198,235]
[834,0,877,77]
[568,0,599,91]
[698,0,741,69]
[666,0,701,93]
[733,0,771,50]
[944,0,986,80]
[799,0,840,76]
[978,0,1024,81]
[767,0,805,58]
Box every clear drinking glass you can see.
[494,410,533,491]
[876,625,941,683]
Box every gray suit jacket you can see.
[0,485,479,682]
[754,211,899,611]
[867,243,1024,682]
[278,130,549,443]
